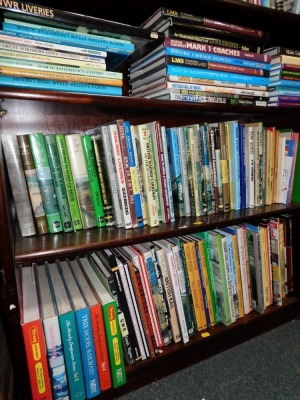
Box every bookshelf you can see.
[0,1,300,399]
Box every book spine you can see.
[1,133,36,236]
[219,122,231,213]
[164,38,270,62]
[162,93,267,106]
[28,132,63,233]
[176,126,191,217]
[43,134,73,233]
[65,133,97,229]
[81,134,106,228]
[189,125,205,216]
[160,125,175,222]
[123,120,144,227]
[226,120,241,210]
[199,124,215,215]
[17,134,49,235]
[55,134,83,231]
[208,124,220,213]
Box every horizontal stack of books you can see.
[0,5,137,95]
[21,213,294,398]
[264,46,300,106]
[129,7,271,106]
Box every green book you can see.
[55,134,83,231]
[28,132,63,233]
[44,134,73,233]
[81,134,106,228]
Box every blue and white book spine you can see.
[75,307,101,399]
[166,65,270,86]
[165,127,185,217]
[269,80,300,88]
[161,126,175,222]
[3,19,134,53]
[0,75,122,95]
[123,120,144,227]
[243,125,255,209]
[226,120,241,210]
[177,126,191,217]
[238,124,246,210]
[199,124,215,215]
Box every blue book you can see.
[60,260,101,399]
[123,120,144,228]
[0,75,122,95]
[165,65,270,86]
[225,120,241,210]
[161,126,175,222]
[269,79,300,88]
[2,19,134,53]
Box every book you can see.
[43,134,73,233]
[176,125,191,218]
[58,259,101,398]
[264,46,300,57]
[67,257,112,391]
[20,265,52,400]
[199,123,215,214]
[1,133,36,237]
[64,133,97,230]
[140,7,266,40]
[46,261,86,400]
[28,132,63,233]
[81,134,106,228]
[219,121,231,213]
[207,122,222,213]
[34,262,69,399]
[78,255,126,388]
[280,214,294,295]
[225,120,241,210]
[55,134,83,231]
[160,125,175,222]
[17,134,48,235]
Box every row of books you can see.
[21,213,294,399]
[2,118,299,237]
[239,0,300,13]
[0,4,135,95]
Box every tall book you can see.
[34,263,69,399]
[43,134,74,233]
[218,122,231,212]
[208,122,224,212]
[46,261,86,400]
[67,257,112,391]
[199,123,215,215]
[20,266,52,400]
[58,259,101,398]
[77,255,126,388]
[81,134,106,228]
[28,132,63,233]
[160,125,175,222]
[17,134,48,235]
[65,133,97,230]
[1,133,36,237]
[176,125,191,218]
[280,214,294,295]
[55,134,83,231]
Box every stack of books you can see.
[264,46,300,107]
[129,7,271,106]
[0,3,137,95]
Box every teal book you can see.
[28,132,63,233]
[44,134,73,233]
[46,261,86,400]
[59,259,101,399]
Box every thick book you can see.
[20,266,52,400]
[140,7,266,40]
[176,125,191,218]
[78,255,126,388]
[46,261,86,400]
[207,122,223,213]
[64,133,97,230]
[34,263,69,399]
[67,257,112,391]
[199,123,215,215]
[55,134,83,231]
[17,134,48,235]
[43,134,73,233]
[1,133,36,237]
[58,259,101,398]
[160,125,175,222]
[28,132,63,233]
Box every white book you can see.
[243,123,255,209]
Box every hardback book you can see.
[55,134,83,231]
[46,261,86,400]
[34,262,69,399]
[264,126,277,206]
[85,127,115,227]
[77,255,126,388]
[176,125,191,218]
[280,214,294,295]
[101,122,133,229]
[43,134,74,233]
[208,122,223,213]
[131,123,159,227]
[67,257,112,391]
[90,250,141,364]
[17,134,48,235]
[218,122,231,212]
[28,132,63,233]
[160,125,175,222]
[258,221,273,307]
[58,259,101,398]
[264,46,300,57]
[64,133,97,230]
[1,133,36,237]
[199,123,215,215]
[20,265,52,400]
[81,134,106,228]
